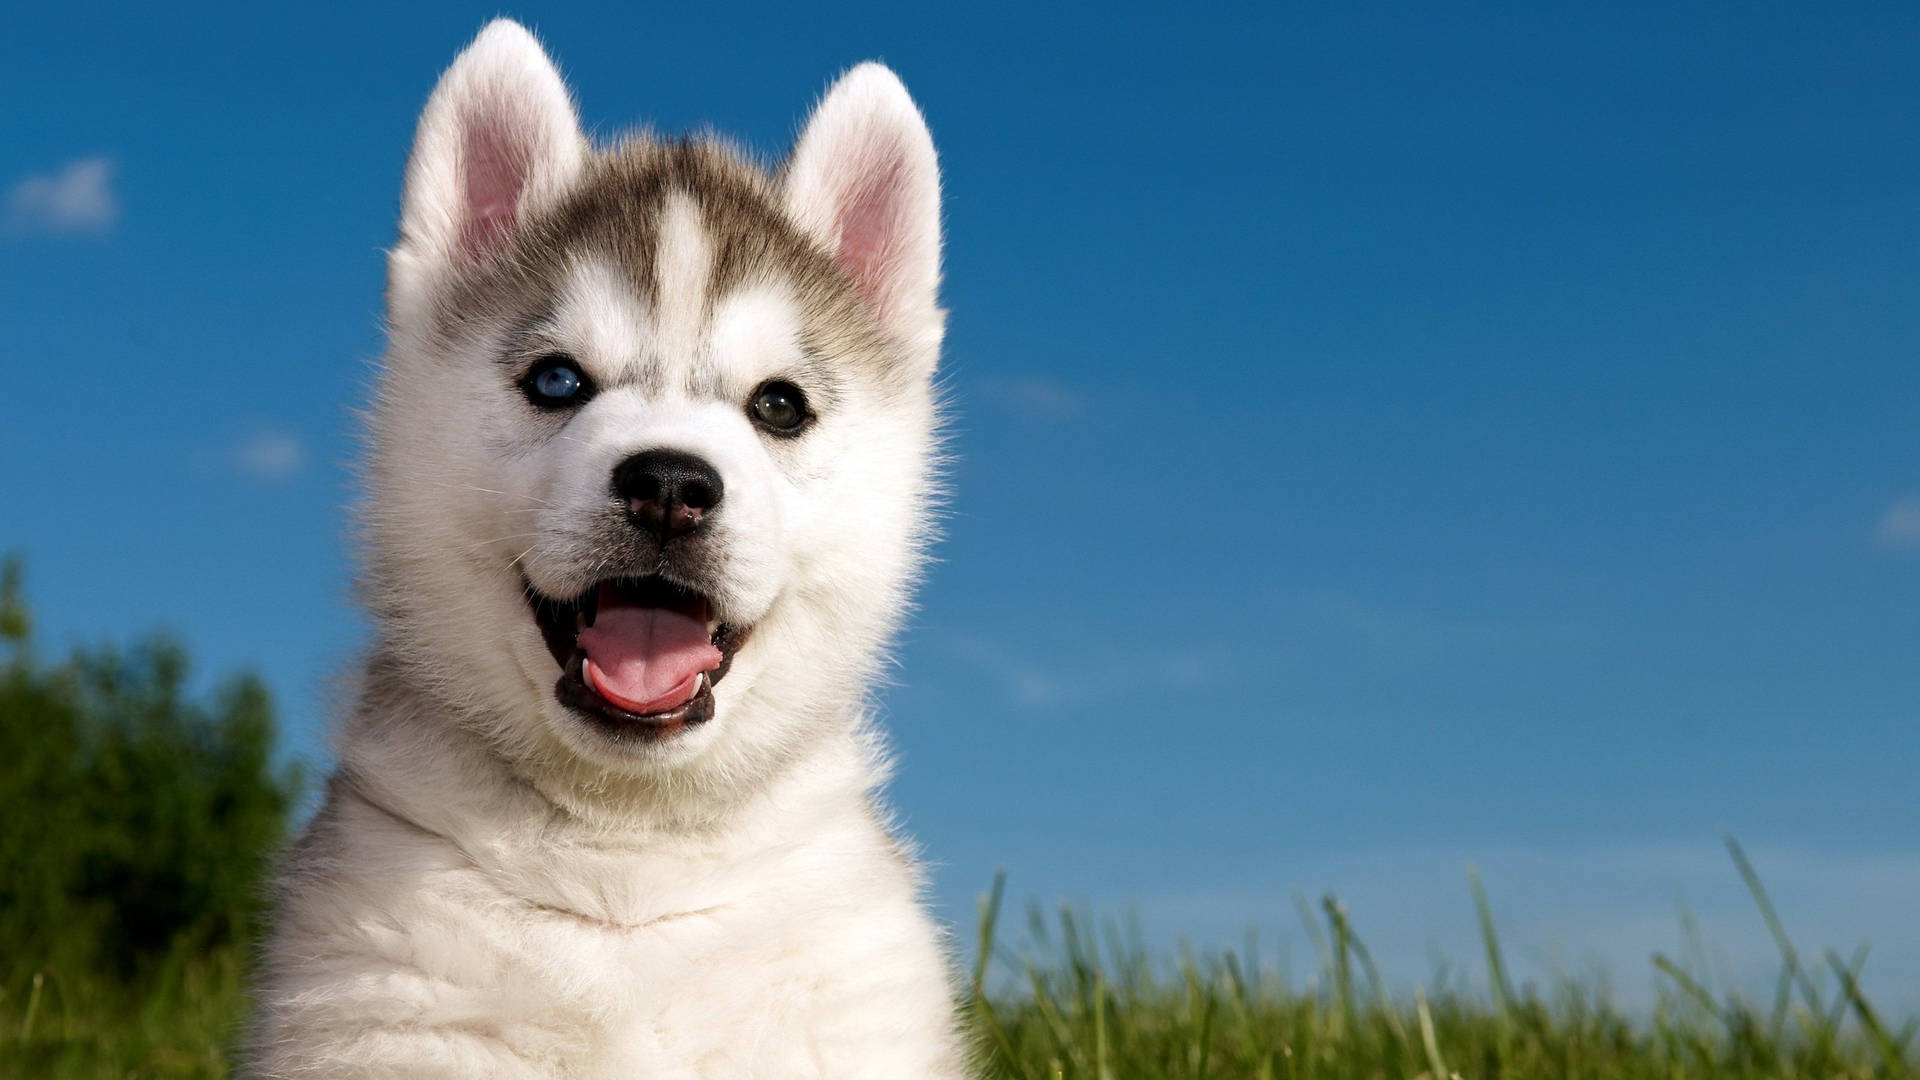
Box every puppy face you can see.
[362,22,942,790]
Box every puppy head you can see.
[363,21,943,801]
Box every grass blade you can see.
[1416,987,1449,1079]
[976,870,1008,995]
[1653,953,1726,1022]
[1826,949,1912,1079]
[1724,836,1824,1017]
[1468,866,1516,1020]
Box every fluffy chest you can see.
[475,895,860,1076]
[303,804,946,1077]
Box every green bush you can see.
[0,558,301,1074]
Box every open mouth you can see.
[527,576,750,739]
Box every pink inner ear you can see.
[460,103,532,259]
[832,153,910,318]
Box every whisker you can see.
[445,531,547,556]
[420,479,555,507]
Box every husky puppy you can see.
[247,20,964,1077]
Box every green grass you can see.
[1,839,1912,1079]
[968,840,1914,1079]
[1,949,247,1078]
[4,563,1907,1077]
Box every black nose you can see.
[611,449,724,540]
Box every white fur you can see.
[249,21,966,1078]
[652,192,716,361]
[390,20,587,330]
[784,62,944,358]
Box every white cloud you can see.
[939,631,1217,708]
[941,635,1062,705]
[1291,588,1591,667]
[235,432,306,481]
[5,157,119,235]
[978,375,1083,421]
[1875,496,1920,549]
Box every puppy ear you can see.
[784,64,943,348]
[391,21,585,305]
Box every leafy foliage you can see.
[0,558,300,1074]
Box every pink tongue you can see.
[578,606,722,713]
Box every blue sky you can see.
[4,2,1917,1007]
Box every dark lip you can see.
[525,575,752,742]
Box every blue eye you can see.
[534,365,579,399]
[522,356,590,408]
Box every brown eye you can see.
[749,381,810,433]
